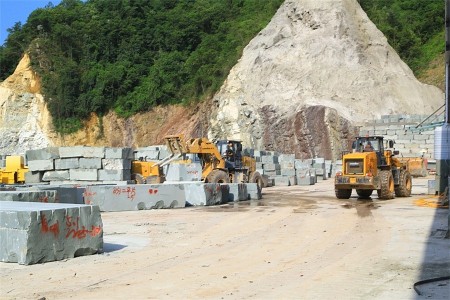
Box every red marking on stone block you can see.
[41,213,60,238]
[65,216,102,239]
[112,186,136,200]
[39,196,49,203]
[148,188,159,195]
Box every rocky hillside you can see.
[0,0,444,160]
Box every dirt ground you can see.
[1,177,449,300]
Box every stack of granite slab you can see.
[25,146,133,185]
[252,151,322,186]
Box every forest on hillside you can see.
[0,0,283,132]
[359,0,444,75]
[0,0,445,133]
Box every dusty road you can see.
[1,177,449,300]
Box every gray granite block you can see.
[79,158,102,169]
[0,190,57,203]
[0,201,103,265]
[105,147,134,159]
[55,158,79,170]
[184,183,222,206]
[84,183,185,211]
[27,160,54,172]
[42,170,70,181]
[26,147,60,161]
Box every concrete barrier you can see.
[0,201,103,265]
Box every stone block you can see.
[26,147,60,161]
[281,169,296,176]
[59,146,86,158]
[55,158,79,170]
[253,150,266,157]
[84,183,185,211]
[82,147,105,158]
[247,183,262,200]
[288,176,297,186]
[0,190,57,203]
[184,183,222,206]
[313,158,325,164]
[25,171,44,184]
[263,163,281,171]
[220,185,230,203]
[280,161,295,169]
[0,201,103,265]
[294,159,311,169]
[79,158,102,169]
[35,186,85,204]
[297,175,315,186]
[69,169,98,181]
[274,176,290,186]
[105,147,134,159]
[42,170,70,181]
[227,184,248,202]
[263,170,281,176]
[102,159,132,170]
[165,163,202,182]
[261,155,278,164]
[98,169,131,181]
[27,160,54,172]
[134,149,160,160]
[256,162,263,169]
[278,154,295,162]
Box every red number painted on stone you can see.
[65,216,102,239]
[40,213,60,238]
[148,188,159,195]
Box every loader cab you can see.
[216,140,243,169]
[352,136,388,167]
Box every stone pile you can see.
[25,146,134,184]
[252,150,333,186]
[359,114,443,159]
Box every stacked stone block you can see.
[359,114,442,159]
[25,146,133,184]
[251,151,324,186]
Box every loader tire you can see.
[356,189,373,199]
[249,171,264,190]
[395,169,412,197]
[132,173,146,184]
[377,170,395,200]
[206,170,230,184]
[335,188,352,199]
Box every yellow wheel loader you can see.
[334,136,412,200]
[162,135,264,189]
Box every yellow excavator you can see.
[334,136,412,200]
[132,135,264,189]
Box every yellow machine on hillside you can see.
[132,135,264,189]
[0,155,28,184]
[334,136,412,200]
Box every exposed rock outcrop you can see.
[208,0,443,160]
